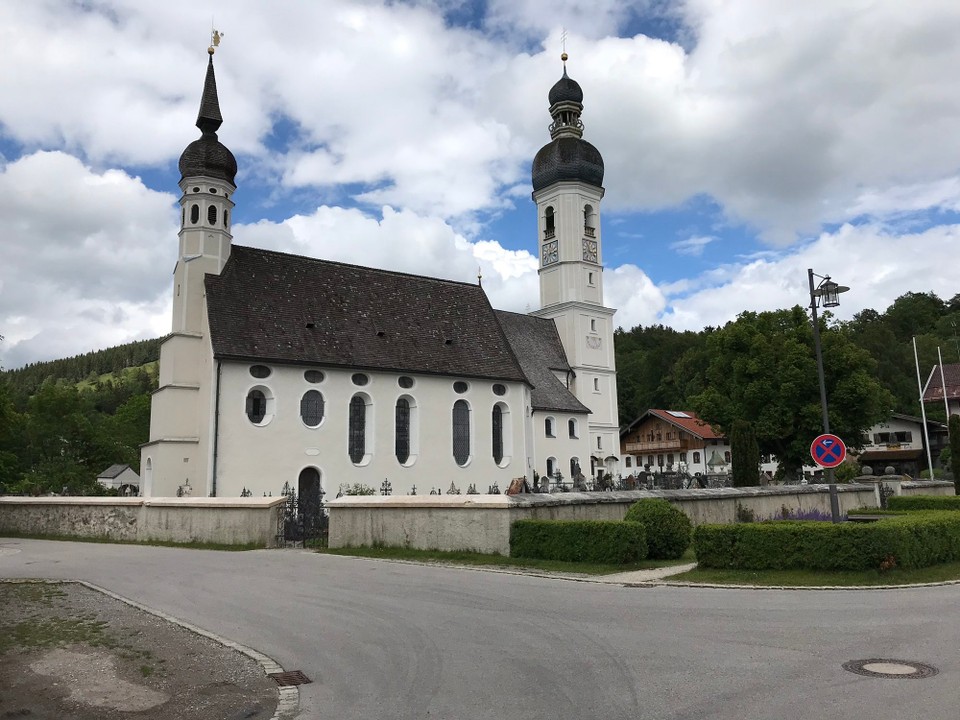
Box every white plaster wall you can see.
[214,362,532,497]
[530,410,590,482]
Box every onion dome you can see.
[532,137,604,192]
[532,61,604,192]
[178,52,237,186]
[548,69,583,106]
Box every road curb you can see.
[1,578,299,720]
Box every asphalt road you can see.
[1,538,956,720]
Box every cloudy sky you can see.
[2,0,960,370]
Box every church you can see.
[140,48,620,499]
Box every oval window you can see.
[190,204,199,223]
[398,376,414,389]
[352,373,369,386]
[300,390,325,428]
[250,365,271,379]
[208,205,218,225]
[492,384,506,396]
[210,188,218,194]
[304,370,325,383]
[192,187,200,193]
[453,381,468,394]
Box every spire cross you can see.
[560,28,568,69]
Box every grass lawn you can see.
[318,545,696,575]
[670,560,960,587]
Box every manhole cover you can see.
[842,659,938,679]
[268,670,312,686]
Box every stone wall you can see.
[328,484,881,555]
[0,496,286,547]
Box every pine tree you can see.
[950,415,960,495]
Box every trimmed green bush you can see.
[623,498,692,559]
[510,520,647,564]
[887,495,960,512]
[694,511,960,571]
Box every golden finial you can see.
[208,27,223,55]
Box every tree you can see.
[691,307,895,480]
[950,415,960,495]
[730,419,760,487]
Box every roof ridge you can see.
[232,244,486,290]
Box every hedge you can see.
[623,498,692,559]
[693,511,960,571]
[886,495,960,512]
[510,520,647,564]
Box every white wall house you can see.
[141,52,616,499]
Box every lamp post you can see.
[808,269,849,523]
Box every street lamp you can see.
[808,269,849,523]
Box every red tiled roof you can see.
[923,364,960,402]
[648,409,725,440]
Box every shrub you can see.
[624,498,692,559]
[887,495,960,512]
[693,511,960,571]
[510,520,647,564]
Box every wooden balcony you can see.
[624,439,682,453]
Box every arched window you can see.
[208,205,218,225]
[245,387,272,425]
[181,208,185,228]
[545,206,555,237]
[300,390,324,427]
[492,405,503,465]
[349,395,367,464]
[452,400,470,466]
[190,204,199,224]
[545,416,556,438]
[584,204,597,236]
[546,456,557,478]
[570,457,580,478]
[395,398,411,464]
[693,451,701,464]
[223,210,229,228]
[568,418,578,438]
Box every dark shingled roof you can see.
[178,54,237,185]
[924,363,960,402]
[98,464,132,479]
[205,246,528,382]
[548,70,584,106]
[532,136,604,192]
[495,310,590,414]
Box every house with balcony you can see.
[853,412,948,476]
[620,409,739,477]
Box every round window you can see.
[304,370,325,383]
[300,390,325,428]
[250,365,271,379]
[453,381,468,394]
[352,373,369,386]
[492,384,506,396]
[398,376,414,389]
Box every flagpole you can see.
[938,347,950,422]
[914,337,935,477]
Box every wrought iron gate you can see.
[276,481,328,547]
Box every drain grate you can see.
[842,659,938,680]
[268,670,313,686]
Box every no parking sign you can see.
[810,433,846,468]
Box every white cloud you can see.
[0,151,177,368]
[671,234,716,256]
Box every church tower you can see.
[531,56,620,476]
[140,45,237,497]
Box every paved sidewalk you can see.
[589,562,698,584]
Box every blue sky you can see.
[2,0,960,369]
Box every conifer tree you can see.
[730,419,760,487]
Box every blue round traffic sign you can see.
[810,433,846,468]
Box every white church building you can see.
[140,49,620,499]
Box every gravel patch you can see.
[0,581,278,720]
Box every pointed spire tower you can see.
[141,41,237,497]
[172,44,237,334]
[530,52,619,477]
